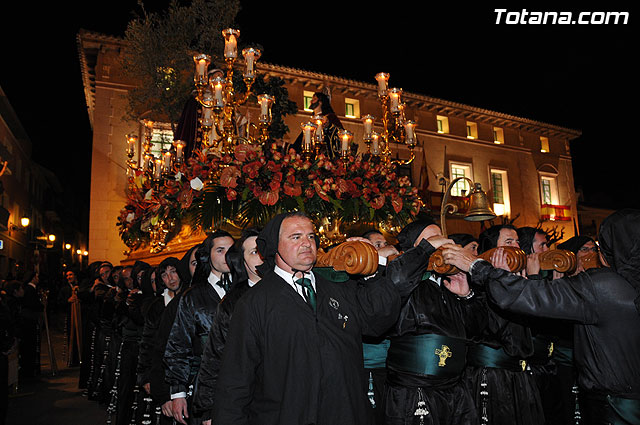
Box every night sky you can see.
[1,1,638,226]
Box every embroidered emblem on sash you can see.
[434,345,452,367]
[329,298,339,310]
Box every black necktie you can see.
[217,273,230,292]
[295,277,316,312]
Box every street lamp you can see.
[10,217,30,231]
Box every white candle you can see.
[404,120,416,143]
[375,72,389,96]
[342,136,349,153]
[212,79,224,107]
[258,94,274,123]
[244,50,255,78]
[175,142,184,161]
[302,122,316,151]
[389,88,401,113]
[154,158,163,179]
[372,133,380,155]
[224,34,237,59]
[362,115,374,137]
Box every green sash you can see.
[467,344,528,372]
[607,395,640,425]
[363,339,390,369]
[313,267,350,283]
[387,334,467,378]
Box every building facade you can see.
[77,30,581,265]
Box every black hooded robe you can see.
[213,269,400,425]
[468,209,640,425]
[212,212,401,425]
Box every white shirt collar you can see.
[208,271,230,299]
[274,265,316,300]
[162,288,173,306]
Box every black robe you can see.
[192,280,253,420]
[383,239,487,425]
[213,269,400,425]
[163,282,223,399]
[463,298,544,425]
[149,293,182,407]
[470,261,640,424]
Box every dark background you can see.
[1,1,638,227]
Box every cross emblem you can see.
[434,345,452,367]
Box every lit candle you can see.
[313,116,324,141]
[154,158,163,179]
[301,122,317,151]
[242,47,261,79]
[371,132,380,155]
[258,94,274,123]
[163,149,172,171]
[211,77,225,107]
[193,54,211,84]
[389,88,402,113]
[144,153,154,171]
[404,120,417,144]
[375,72,389,96]
[174,140,185,162]
[223,29,239,59]
[362,115,375,138]
[126,134,138,156]
[339,130,353,154]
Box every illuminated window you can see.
[540,174,559,205]
[449,162,472,197]
[344,98,360,118]
[540,136,550,153]
[303,91,315,112]
[436,115,449,134]
[493,127,504,144]
[466,121,478,139]
[490,169,511,216]
[149,126,174,157]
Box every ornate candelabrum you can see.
[192,29,273,155]
[372,72,416,166]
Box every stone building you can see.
[77,30,581,265]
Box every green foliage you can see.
[233,72,299,140]
[121,0,240,124]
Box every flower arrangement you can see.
[117,142,423,251]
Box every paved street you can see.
[6,315,107,425]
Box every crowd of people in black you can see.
[1,208,639,425]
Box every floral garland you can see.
[117,142,423,250]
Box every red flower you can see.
[269,180,281,192]
[226,188,238,201]
[220,166,241,188]
[305,186,315,198]
[391,195,403,213]
[284,182,302,197]
[259,190,279,206]
[371,194,385,210]
[177,188,194,209]
[314,181,330,202]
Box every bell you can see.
[464,183,497,221]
